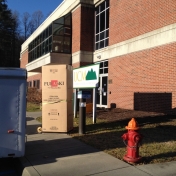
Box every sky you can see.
[7,0,63,19]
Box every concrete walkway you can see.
[19,112,176,176]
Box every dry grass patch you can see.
[69,109,176,165]
[27,102,40,112]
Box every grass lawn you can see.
[27,102,41,112]
[35,108,176,165]
[69,113,176,165]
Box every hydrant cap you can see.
[125,118,139,130]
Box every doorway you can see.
[96,60,108,108]
[97,74,108,108]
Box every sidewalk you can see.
[19,112,176,176]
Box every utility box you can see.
[42,65,73,132]
[0,68,27,158]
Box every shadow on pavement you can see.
[0,158,19,176]
[26,124,41,135]
[23,136,99,166]
[26,117,35,121]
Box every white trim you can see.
[94,0,105,6]
[71,4,81,13]
[20,48,28,60]
[26,53,51,71]
[26,53,71,72]
[94,23,176,62]
[97,105,107,108]
[72,51,93,63]
[27,72,40,77]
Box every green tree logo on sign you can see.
[86,68,97,80]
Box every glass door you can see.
[96,74,108,108]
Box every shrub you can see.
[27,87,42,104]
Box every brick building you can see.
[20,0,176,113]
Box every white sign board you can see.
[73,64,99,88]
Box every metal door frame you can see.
[97,73,108,108]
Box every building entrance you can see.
[96,60,108,108]
[97,74,108,108]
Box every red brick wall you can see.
[27,73,42,90]
[72,62,92,69]
[72,5,94,53]
[109,0,176,45]
[20,50,42,90]
[72,7,81,53]
[108,43,176,113]
[72,62,81,69]
[20,50,28,68]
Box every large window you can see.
[28,13,72,63]
[27,81,32,87]
[52,13,71,53]
[33,80,40,89]
[95,0,109,50]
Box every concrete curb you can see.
[18,157,40,176]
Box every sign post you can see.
[73,64,99,127]
[73,89,77,118]
[77,91,91,134]
[93,87,97,124]
[79,98,86,134]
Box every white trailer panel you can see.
[0,68,27,157]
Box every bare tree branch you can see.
[31,10,44,29]
[22,12,30,40]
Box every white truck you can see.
[0,68,27,157]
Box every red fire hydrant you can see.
[121,118,142,163]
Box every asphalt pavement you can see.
[18,111,176,176]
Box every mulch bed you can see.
[86,108,165,122]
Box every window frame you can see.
[95,0,109,51]
[33,80,40,89]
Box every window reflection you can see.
[28,13,72,62]
[53,36,63,52]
